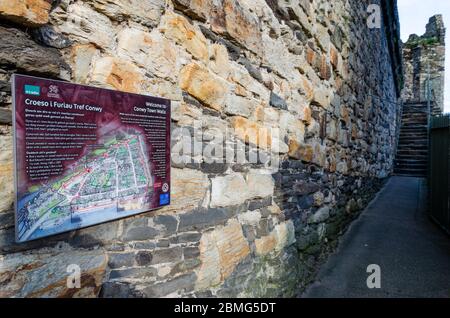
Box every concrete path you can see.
[303,176,450,298]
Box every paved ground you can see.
[302,176,450,298]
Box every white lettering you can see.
[134,106,147,113]
[25,99,49,107]
[85,105,103,113]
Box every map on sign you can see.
[13,75,171,242]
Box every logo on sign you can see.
[159,193,170,205]
[162,183,169,193]
[47,85,61,98]
[24,85,40,96]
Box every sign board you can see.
[12,74,171,243]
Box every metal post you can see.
[427,63,432,126]
[426,64,433,184]
[394,99,403,173]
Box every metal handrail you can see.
[394,99,404,167]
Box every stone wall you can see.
[0,0,401,297]
[402,14,446,114]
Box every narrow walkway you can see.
[303,176,450,298]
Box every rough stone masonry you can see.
[402,14,446,115]
[0,0,403,297]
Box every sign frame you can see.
[12,74,171,243]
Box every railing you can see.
[429,115,450,234]
[394,99,403,166]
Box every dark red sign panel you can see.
[13,74,171,242]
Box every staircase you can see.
[394,102,429,177]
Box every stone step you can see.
[400,126,427,130]
[398,129,428,135]
[399,134,428,139]
[394,168,427,176]
[397,139,428,144]
[403,102,428,106]
[399,136,428,141]
[394,161,427,169]
[397,149,428,155]
[393,166,427,173]
[400,123,428,128]
[394,169,427,176]
[401,126,427,130]
[402,113,427,117]
[398,133,428,138]
[402,113,427,116]
[397,138,428,144]
[394,166,427,172]
[398,141,427,146]
[395,104,430,176]
[394,166,427,171]
[401,108,428,113]
[400,123,428,131]
[402,119,428,128]
[394,165,427,173]
[401,121,428,126]
[394,156,427,161]
[397,145,428,152]
[397,147,427,153]
[395,154,428,161]
[402,108,428,112]
[398,135,427,139]
[402,104,429,109]
[401,124,428,129]
[397,151,428,157]
[401,111,428,115]
[402,109,428,113]
[394,157,428,163]
[397,144,428,149]
[395,161,428,168]
[401,114,428,119]
[397,146,428,152]
[399,130,427,135]
[401,120,428,126]
[393,172,427,177]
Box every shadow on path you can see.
[302,176,450,298]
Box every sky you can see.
[397,0,450,112]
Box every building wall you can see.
[0,0,401,297]
[402,15,446,114]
